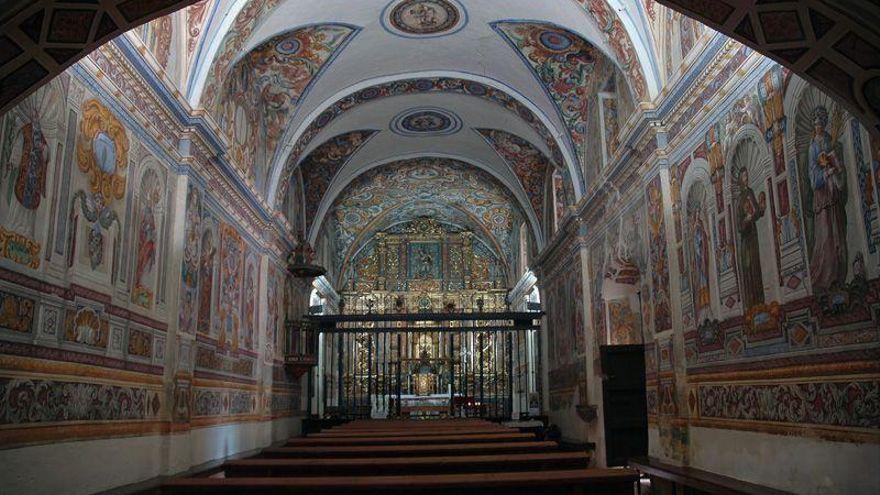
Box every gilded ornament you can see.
[76,99,129,205]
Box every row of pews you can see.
[162,419,639,494]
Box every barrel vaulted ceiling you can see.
[2,0,718,279]
[185,1,659,237]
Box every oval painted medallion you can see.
[385,0,465,37]
[391,107,462,136]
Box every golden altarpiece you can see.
[309,218,541,419]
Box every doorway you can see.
[600,344,648,466]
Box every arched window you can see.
[526,286,541,311]
[309,287,325,315]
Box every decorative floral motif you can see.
[218,24,356,187]
[698,381,880,428]
[0,290,35,333]
[127,329,153,358]
[476,128,552,225]
[0,378,159,424]
[63,307,109,349]
[298,130,377,234]
[493,21,599,161]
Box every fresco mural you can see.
[218,223,244,351]
[493,21,598,167]
[0,62,301,457]
[646,175,672,333]
[325,157,530,273]
[476,128,555,225]
[216,24,356,189]
[544,250,585,412]
[573,0,648,100]
[298,130,377,235]
[273,76,571,206]
[130,167,166,309]
[0,78,66,270]
[179,185,202,335]
[0,3,878,493]
[198,0,285,113]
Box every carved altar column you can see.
[461,231,473,290]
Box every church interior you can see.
[0,1,878,494]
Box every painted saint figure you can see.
[806,106,848,293]
[735,166,766,309]
[197,231,215,334]
[416,246,434,278]
[132,204,157,306]
[690,211,711,321]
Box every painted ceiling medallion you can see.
[383,0,466,38]
[391,107,462,136]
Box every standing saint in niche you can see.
[416,246,434,278]
[690,210,711,321]
[735,166,766,309]
[132,203,157,306]
[805,106,848,293]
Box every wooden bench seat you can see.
[321,425,509,434]
[162,468,639,495]
[261,440,559,458]
[629,457,794,495]
[224,452,590,477]
[286,432,534,446]
[336,420,494,430]
[309,427,509,438]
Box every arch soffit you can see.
[308,152,545,250]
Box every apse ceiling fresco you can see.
[324,157,528,269]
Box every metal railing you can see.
[306,310,542,421]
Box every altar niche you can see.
[309,312,542,420]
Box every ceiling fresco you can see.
[323,157,529,269]
[196,0,285,113]
[383,0,467,38]
[271,76,574,207]
[493,21,608,171]
[476,128,555,226]
[390,107,463,136]
[298,129,379,234]
[215,23,357,189]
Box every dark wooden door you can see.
[600,344,648,466]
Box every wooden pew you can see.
[223,452,589,477]
[325,424,500,432]
[285,432,534,446]
[308,427,509,438]
[336,420,494,429]
[162,468,639,495]
[629,457,794,495]
[261,440,559,458]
